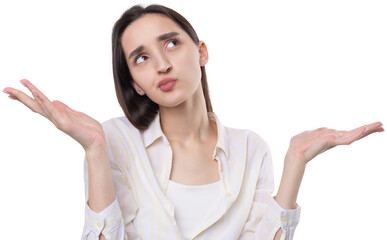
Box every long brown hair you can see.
[112,4,213,131]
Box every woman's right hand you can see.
[3,79,106,153]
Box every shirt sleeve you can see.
[239,139,301,240]
[81,155,125,240]
[81,121,140,239]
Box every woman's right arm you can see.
[86,144,116,240]
[84,144,125,239]
[3,79,124,239]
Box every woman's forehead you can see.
[121,14,185,48]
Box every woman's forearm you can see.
[86,143,116,214]
[87,144,116,240]
[274,155,306,209]
[272,156,306,240]
[271,123,383,239]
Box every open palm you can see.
[3,79,106,152]
[287,123,384,165]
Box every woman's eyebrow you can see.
[128,32,180,61]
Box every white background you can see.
[1,0,386,239]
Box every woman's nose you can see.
[155,53,172,74]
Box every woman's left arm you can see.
[273,122,384,239]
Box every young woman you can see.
[3,4,383,240]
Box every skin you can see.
[3,13,384,240]
[120,14,219,185]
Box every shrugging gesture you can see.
[276,122,384,209]
[4,79,116,219]
[3,79,106,152]
[273,122,384,239]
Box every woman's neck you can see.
[159,86,215,147]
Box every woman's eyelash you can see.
[135,55,148,64]
[168,38,180,47]
[134,38,180,64]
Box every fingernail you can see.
[3,89,10,94]
[20,80,27,87]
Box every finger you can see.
[20,80,60,120]
[3,87,47,116]
[29,89,50,118]
[349,122,383,140]
[314,127,328,131]
[31,88,49,115]
[315,127,328,135]
[8,94,18,100]
[3,89,18,100]
[336,122,383,145]
[334,128,364,145]
[359,126,384,140]
[361,122,383,135]
[20,79,51,103]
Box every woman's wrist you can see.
[275,155,306,210]
[284,151,307,169]
[85,142,110,165]
[85,139,108,153]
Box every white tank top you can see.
[166,180,223,239]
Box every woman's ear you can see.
[198,41,209,66]
[132,81,145,96]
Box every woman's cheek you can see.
[178,50,201,78]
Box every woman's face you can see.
[121,13,208,108]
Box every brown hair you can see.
[112,4,213,131]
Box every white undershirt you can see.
[166,180,223,239]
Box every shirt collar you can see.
[141,111,229,158]
[208,112,229,159]
[142,111,165,147]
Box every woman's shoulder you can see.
[101,116,135,130]
[211,112,268,147]
[224,125,270,150]
[100,116,140,139]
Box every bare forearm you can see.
[86,144,116,214]
[86,144,116,240]
[271,157,305,239]
[274,156,306,209]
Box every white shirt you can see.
[166,180,223,239]
[81,112,301,240]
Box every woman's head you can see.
[112,4,213,130]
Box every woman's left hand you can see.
[286,122,384,165]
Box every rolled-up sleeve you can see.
[81,155,125,240]
[82,198,124,239]
[263,196,301,240]
[81,121,140,240]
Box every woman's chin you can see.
[158,96,187,109]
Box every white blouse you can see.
[166,180,223,239]
[81,112,301,239]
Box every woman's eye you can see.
[135,55,147,65]
[134,39,179,65]
[167,39,180,48]
[166,41,175,48]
